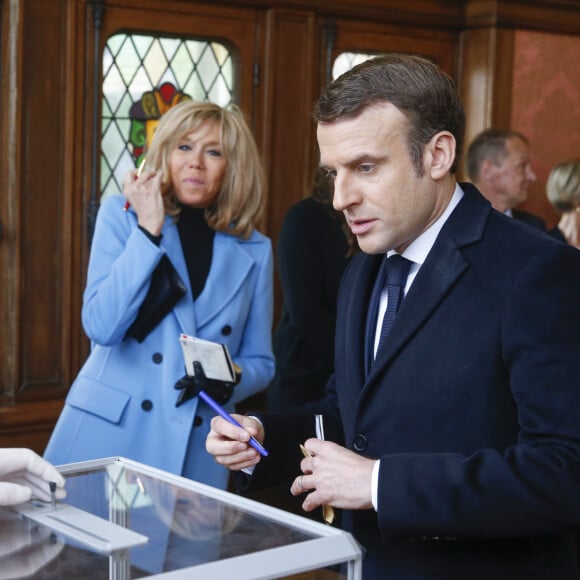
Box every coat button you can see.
[221,325,232,336]
[193,415,203,427]
[141,400,153,411]
[353,434,368,452]
[152,352,163,364]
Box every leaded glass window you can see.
[101,33,235,200]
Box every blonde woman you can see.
[546,159,580,248]
[45,101,274,489]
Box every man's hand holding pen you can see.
[291,439,375,513]
[206,414,265,471]
[122,163,165,237]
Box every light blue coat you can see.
[45,195,274,489]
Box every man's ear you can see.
[426,131,455,180]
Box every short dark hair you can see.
[466,128,529,182]
[314,53,465,175]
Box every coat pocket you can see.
[67,377,131,425]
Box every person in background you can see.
[0,448,65,506]
[546,159,580,248]
[206,54,580,579]
[267,167,356,412]
[45,101,274,491]
[466,127,546,230]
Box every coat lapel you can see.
[363,184,490,392]
[158,222,257,335]
[342,254,383,392]
[193,233,254,329]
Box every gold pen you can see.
[300,416,335,526]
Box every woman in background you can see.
[45,101,274,490]
[267,167,356,411]
[546,159,580,248]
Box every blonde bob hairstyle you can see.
[546,159,580,213]
[145,100,265,239]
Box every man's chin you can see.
[356,237,389,255]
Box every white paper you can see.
[179,334,235,382]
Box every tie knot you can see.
[385,254,412,288]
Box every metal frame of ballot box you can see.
[8,456,362,580]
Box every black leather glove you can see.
[174,362,234,407]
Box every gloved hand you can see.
[0,449,66,506]
[174,374,234,407]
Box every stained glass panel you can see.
[101,34,235,200]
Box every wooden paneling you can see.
[193,0,466,28]
[263,9,318,320]
[466,0,580,35]
[0,0,80,453]
[458,27,515,177]
[0,0,77,403]
[0,0,23,403]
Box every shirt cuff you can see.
[138,225,163,246]
[371,459,380,511]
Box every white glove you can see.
[0,449,66,506]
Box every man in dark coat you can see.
[207,54,580,579]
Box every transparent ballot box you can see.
[5,456,362,579]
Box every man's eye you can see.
[359,164,374,174]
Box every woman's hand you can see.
[206,415,265,471]
[123,167,165,236]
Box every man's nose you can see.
[332,175,357,211]
[526,164,537,183]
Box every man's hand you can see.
[290,439,375,512]
[0,449,66,506]
[206,415,265,471]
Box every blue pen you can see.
[198,390,269,457]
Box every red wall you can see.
[511,30,580,228]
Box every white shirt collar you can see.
[391,182,464,268]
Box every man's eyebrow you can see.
[352,152,385,163]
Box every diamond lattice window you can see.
[101,33,235,200]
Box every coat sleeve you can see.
[81,195,166,345]
[377,242,580,540]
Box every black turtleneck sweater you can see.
[177,206,215,299]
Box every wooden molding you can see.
[0,398,64,453]
[465,0,580,35]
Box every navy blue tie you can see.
[376,254,412,355]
